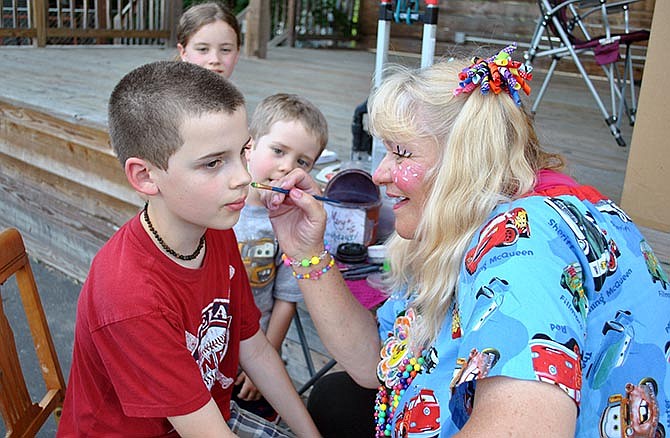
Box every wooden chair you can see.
[0,228,66,437]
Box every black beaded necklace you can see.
[142,204,205,261]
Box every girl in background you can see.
[177,2,241,79]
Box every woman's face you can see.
[178,19,240,79]
[372,138,439,239]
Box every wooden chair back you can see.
[0,228,66,437]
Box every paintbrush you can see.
[251,182,342,204]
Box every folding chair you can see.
[524,0,649,147]
[292,312,337,395]
[0,228,66,437]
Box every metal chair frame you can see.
[525,0,649,146]
[293,312,337,395]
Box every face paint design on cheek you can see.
[392,161,426,193]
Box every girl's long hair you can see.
[177,2,241,50]
[368,60,563,348]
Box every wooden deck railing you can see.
[1,0,360,55]
[0,0,182,47]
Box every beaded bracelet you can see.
[292,254,335,280]
[281,245,331,269]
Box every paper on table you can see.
[316,148,338,165]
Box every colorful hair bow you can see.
[453,43,533,106]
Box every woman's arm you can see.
[265,169,381,387]
[287,260,381,387]
[458,376,577,437]
[240,330,320,437]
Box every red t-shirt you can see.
[58,214,261,436]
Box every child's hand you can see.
[265,169,328,258]
[235,371,262,401]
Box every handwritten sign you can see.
[324,204,366,250]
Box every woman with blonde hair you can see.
[264,45,668,437]
[177,2,241,79]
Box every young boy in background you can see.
[58,62,319,438]
[233,93,328,421]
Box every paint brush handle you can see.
[251,182,342,205]
[312,194,341,204]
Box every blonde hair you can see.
[368,60,563,347]
[249,93,329,157]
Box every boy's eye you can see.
[271,147,284,156]
[392,145,413,159]
[297,158,311,168]
[196,47,208,53]
[206,159,222,169]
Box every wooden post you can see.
[621,0,669,260]
[643,0,655,13]
[167,0,184,48]
[287,0,296,47]
[96,1,108,44]
[244,0,270,59]
[33,0,48,47]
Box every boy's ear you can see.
[125,157,159,196]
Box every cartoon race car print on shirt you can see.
[464,208,530,275]
[595,199,632,223]
[469,277,510,331]
[560,262,588,320]
[545,198,620,291]
[530,334,582,404]
[448,347,501,424]
[238,238,277,288]
[640,240,668,290]
[394,389,442,438]
[599,378,664,438]
[586,310,635,390]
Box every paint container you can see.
[366,244,387,264]
[323,169,382,249]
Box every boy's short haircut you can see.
[249,93,328,155]
[109,60,245,169]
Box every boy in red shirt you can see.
[57,61,319,437]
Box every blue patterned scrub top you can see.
[376,189,669,437]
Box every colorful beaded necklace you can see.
[374,308,435,437]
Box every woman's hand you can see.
[264,169,328,258]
